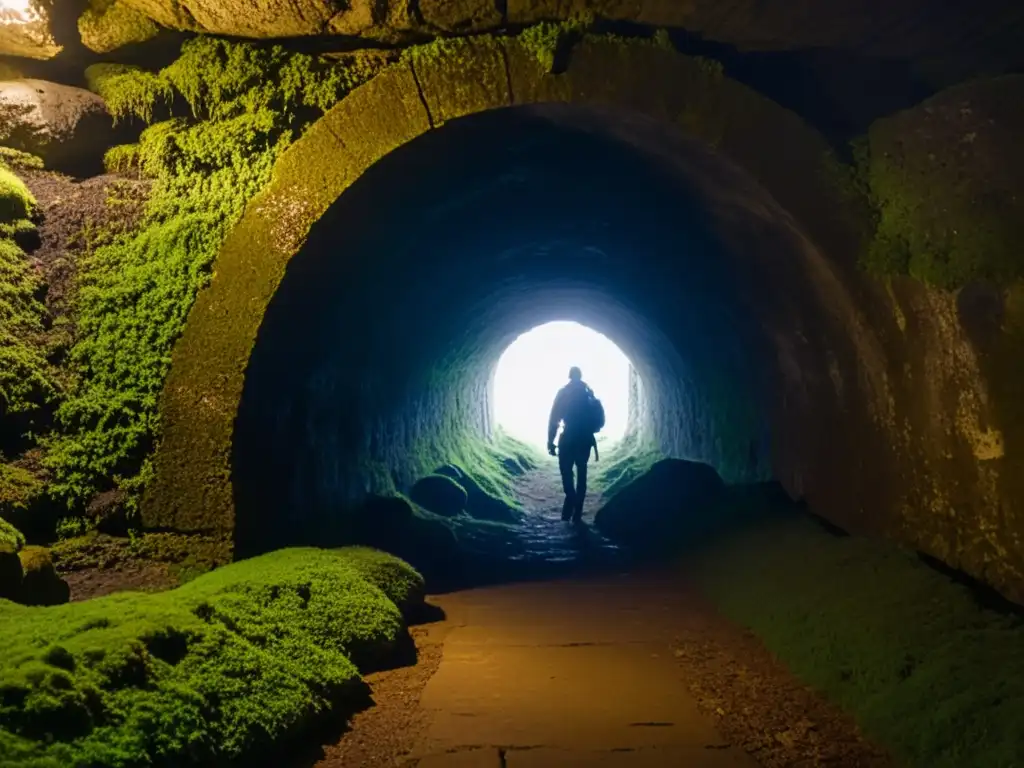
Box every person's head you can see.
[568,366,582,382]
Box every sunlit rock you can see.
[0,0,60,59]
[0,78,114,173]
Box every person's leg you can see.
[558,446,576,521]
[572,446,589,522]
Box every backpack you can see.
[579,387,605,435]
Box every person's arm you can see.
[547,390,564,450]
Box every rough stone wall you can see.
[851,77,1024,599]
[144,35,1024,603]
[10,0,1022,95]
[146,38,857,536]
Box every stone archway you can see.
[142,35,881,546]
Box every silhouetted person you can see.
[548,366,604,524]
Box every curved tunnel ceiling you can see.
[231,104,853,551]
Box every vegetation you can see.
[78,0,159,55]
[0,168,59,438]
[0,546,423,767]
[0,517,24,553]
[519,13,595,72]
[856,79,1023,288]
[85,63,174,123]
[0,463,44,530]
[690,514,1024,768]
[38,39,386,516]
[591,432,661,497]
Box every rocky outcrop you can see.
[78,0,160,53]
[0,79,115,173]
[0,1,60,59]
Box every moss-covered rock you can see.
[0,517,25,554]
[78,0,160,54]
[862,75,1024,288]
[594,458,726,550]
[0,166,34,221]
[0,546,423,765]
[16,545,69,606]
[410,473,469,517]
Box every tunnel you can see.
[228,102,862,558]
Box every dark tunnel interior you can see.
[232,104,856,558]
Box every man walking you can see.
[547,366,603,524]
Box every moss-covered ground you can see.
[688,511,1024,768]
[0,546,423,767]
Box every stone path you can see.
[407,570,759,767]
[447,458,629,583]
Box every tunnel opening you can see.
[230,100,862,580]
[491,320,636,450]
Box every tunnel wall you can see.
[143,36,861,534]
[143,35,1024,601]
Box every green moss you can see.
[101,143,140,175]
[0,546,422,766]
[519,13,595,72]
[690,515,1024,768]
[78,0,159,55]
[0,168,34,222]
[0,464,43,531]
[0,148,44,172]
[43,38,379,510]
[84,63,174,124]
[0,234,58,420]
[592,433,662,498]
[50,531,228,575]
[858,78,1024,288]
[0,516,24,553]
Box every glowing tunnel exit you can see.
[492,321,633,449]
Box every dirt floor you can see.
[302,569,891,767]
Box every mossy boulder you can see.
[0,464,48,539]
[863,75,1024,288]
[78,0,160,54]
[17,545,70,606]
[0,546,423,765]
[410,473,469,517]
[435,463,519,523]
[594,458,727,551]
[0,166,34,221]
[0,516,25,553]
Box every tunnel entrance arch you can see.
[143,34,884,555]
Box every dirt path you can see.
[307,468,893,767]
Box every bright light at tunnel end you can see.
[0,0,37,22]
[492,321,632,449]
